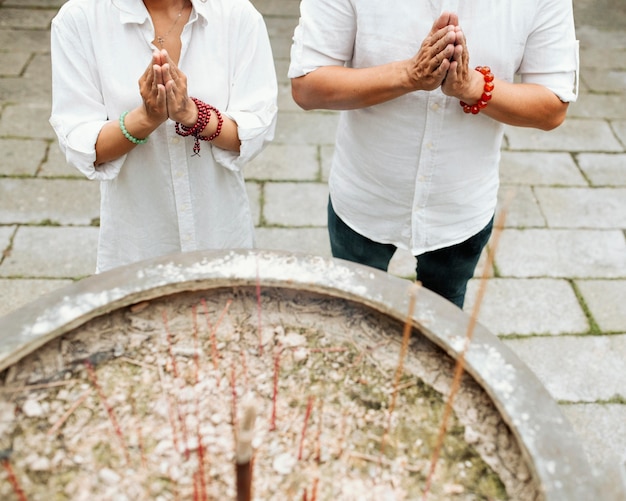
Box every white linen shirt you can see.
[289,0,579,255]
[50,0,277,273]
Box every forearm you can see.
[95,108,160,166]
[479,80,569,130]
[291,63,416,111]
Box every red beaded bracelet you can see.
[459,66,495,115]
[175,97,224,155]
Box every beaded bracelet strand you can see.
[119,111,148,144]
[175,97,224,155]
[459,66,495,115]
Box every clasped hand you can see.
[411,12,483,104]
[138,49,197,127]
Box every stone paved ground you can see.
[0,0,624,490]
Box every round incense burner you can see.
[0,250,613,500]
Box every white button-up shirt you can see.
[289,0,578,255]
[50,0,277,273]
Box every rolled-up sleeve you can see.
[213,9,278,171]
[287,0,356,78]
[518,0,579,102]
[49,8,125,180]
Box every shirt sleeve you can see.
[212,6,278,171]
[518,0,579,102]
[287,0,356,78]
[49,6,125,181]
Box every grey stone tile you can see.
[274,111,339,145]
[535,187,626,229]
[246,181,261,227]
[0,278,72,318]
[611,120,626,146]
[263,182,328,226]
[0,178,100,225]
[252,0,300,17]
[0,226,98,278]
[464,278,589,336]
[0,29,51,53]
[0,75,52,106]
[255,227,331,258]
[0,8,56,29]
[0,138,47,176]
[499,151,586,186]
[246,143,319,181]
[40,141,82,178]
[505,119,623,152]
[576,279,626,333]
[277,83,301,112]
[0,225,15,255]
[568,93,626,120]
[4,0,65,7]
[577,153,626,186]
[576,26,626,50]
[503,334,626,402]
[23,52,51,81]
[496,229,626,278]
[0,104,54,138]
[0,51,31,77]
[581,70,626,93]
[497,186,546,228]
[579,48,626,71]
[560,404,626,474]
[320,144,333,182]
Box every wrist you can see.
[178,98,199,128]
[459,66,494,115]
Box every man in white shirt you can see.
[289,2,578,307]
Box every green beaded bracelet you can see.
[119,111,148,145]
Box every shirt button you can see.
[430,103,440,111]
[172,137,180,144]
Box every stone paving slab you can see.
[503,335,626,402]
[582,70,626,93]
[0,138,48,176]
[0,51,31,77]
[0,7,56,29]
[0,226,98,278]
[0,278,71,317]
[611,120,626,145]
[499,151,587,186]
[561,403,626,473]
[255,227,331,257]
[496,229,626,278]
[505,119,624,152]
[0,225,15,254]
[247,143,320,181]
[0,178,100,225]
[0,104,54,138]
[535,187,626,229]
[0,28,53,54]
[569,93,626,120]
[577,153,626,186]
[576,280,626,333]
[40,141,82,178]
[263,181,328,226]
[464,278,589,336]
[274,111,339,145]
[497,186,546,228]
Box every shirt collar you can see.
[111,0,209,25]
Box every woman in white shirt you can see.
[289,3,578,307]
[50,0,278,273]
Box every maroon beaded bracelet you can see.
[175,97,224,155]
[459,66,495,115]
